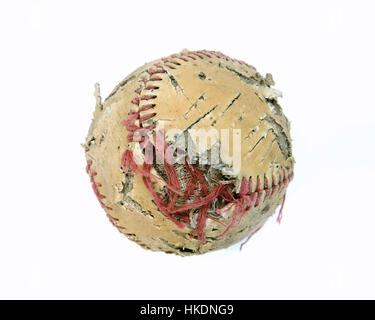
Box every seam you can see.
[123,50,256,145]
[86,158,134,233]
[86,160,112,211]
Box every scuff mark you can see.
[225,66,265,87]
[259,138,277,164]
[260,114,292,160]
[184,93,206,119]
[119,174,155,219]
[169,74,179,89]
[245,126,259,140]
[220,93,241,116]
[159,238,195,255]
[247,136,265,154]
[267,99,283,117]
[184,104,219,131]
[164,69,192,104]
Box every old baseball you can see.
[84,49,294,256]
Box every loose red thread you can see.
[240,185,291,250]
[119,50,293,244]
[240,223,265,250]
[277,193,287,224]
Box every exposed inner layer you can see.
[121,130,293,244]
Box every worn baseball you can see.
[84,49,294,256]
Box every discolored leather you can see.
[84,50,294,256]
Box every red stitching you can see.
[277,193,287,224]
[138,104,156,112]
[164,64,176,69]
[171,54,188,62]
[140,94,157,101]
[123,50,260,144]
[215,172,293,239]
[145,85,159,90]
[204,50,254,69]
[147,69,166,76]
[86,160,112,211]
[180,51,197,60]
[188,51,204,59]
[107,213,124,232]
[196,50,212,58]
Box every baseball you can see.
[84,49,294,256]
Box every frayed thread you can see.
[121,131,292,245]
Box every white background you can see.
[0,0,374,300]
